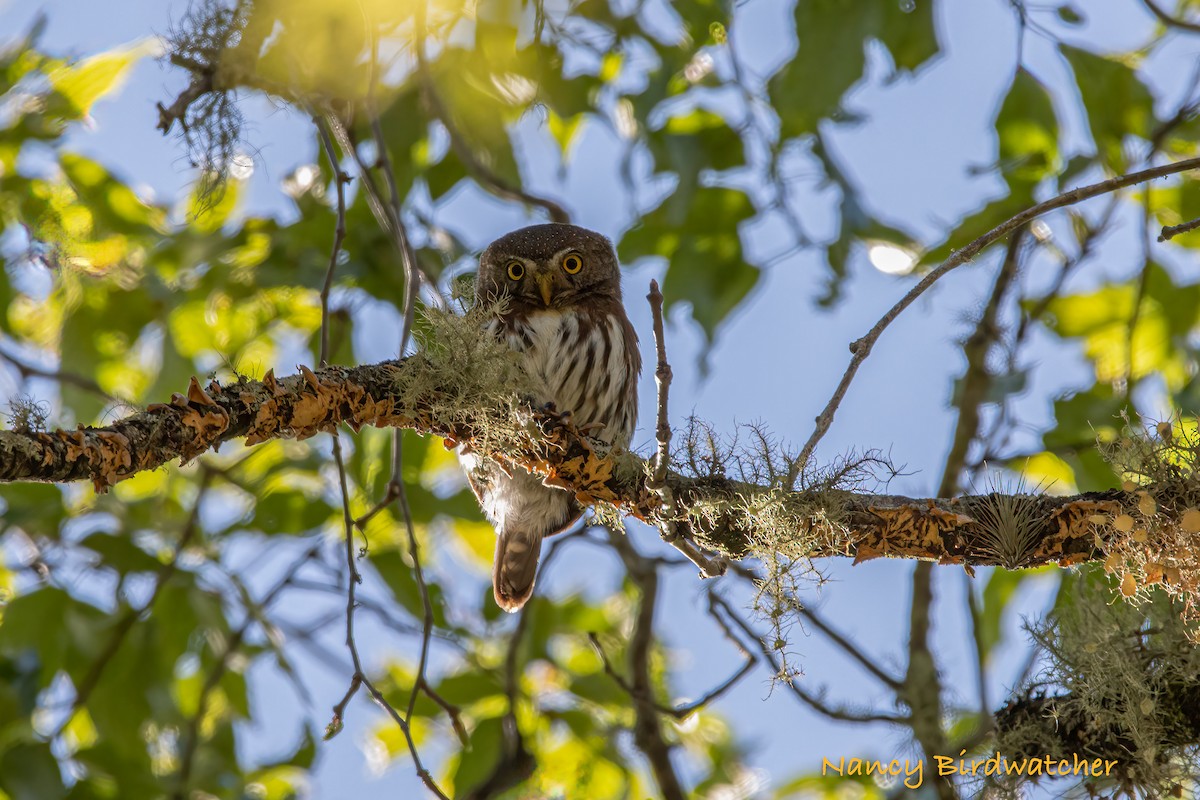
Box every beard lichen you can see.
[401,300,533,458]
[990,569,1200,796]
[669,417,895,681]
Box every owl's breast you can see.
[497,309,635,446]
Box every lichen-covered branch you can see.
[0,347,1171,572]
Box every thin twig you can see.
[0,341,120,404]
[316,117,349,366]
[173,538,319,799]
[1141,0,1200,32]
[588,626,754,720]
[792,155,1200,478]
[965,576,989,716]
[315,37,453,794]
[1158,215,1200,242]
[322,114,441,304]
[709,593,910,725]
[174,621,249,799]
[324,432,450,798]
[726,561,902,690]
[904,563,955,800]
[646,280,727,577]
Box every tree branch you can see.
[793,155,1200,475]
[0,357,1161,569]
[1141,0,1200,33]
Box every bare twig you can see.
[173,538,321,799]
[797,605,903,691]
[793,155,1200,477]
[726,561,903,691]
[940,229,1026,493]
[321,114,441,304]
[0,341,121,404]
[174,620,249,799]
[965,576,989,716]
[1158,216,1200,242]
[316,118,350,366]
[646,280,727,578]
[323,431,451,799]
[588,623,754,720]
[709,593,910,725]
[1141,0,1200,33]
[156,71,214,135]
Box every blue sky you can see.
[1,0,1193,796]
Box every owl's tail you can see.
[493,528,544,613]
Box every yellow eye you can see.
[506,261,525,280]
[562,253,583,274]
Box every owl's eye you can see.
[506,261,525,280]
[562,253,583,274]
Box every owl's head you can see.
[477,223,622,308]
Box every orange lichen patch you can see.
[35,432,58,466]
[177,403,230,462]
[38,426,138,493]
[263,368,285,396]
[186,376,219,407]
[864,504,960,559]
[852,542,884,565]
[289,393,333,436]
[146,375,232,463]
[1044,500,1121,564]
[927,505,975,529]
[543,451,617,504]
[299,364,320,392]
[245,396,281,446]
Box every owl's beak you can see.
[537,273,555,307]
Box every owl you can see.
[461,223,641,612]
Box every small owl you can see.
[461,223,640,612]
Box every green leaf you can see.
[45,40,154,122]
[1062,45,1154,171]
[370,550,449,627]
[1042,385,1125,451]
[647,109,745,190]
[1038,264,1200,389]
[0,742,66,800]
[618,187,758,341]
[434,671,505,706]
[769,0,940,139]
[78,533,162,575]
[995,69,1060,183]
[1057,5,1084,24]
[451,715,505,795]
